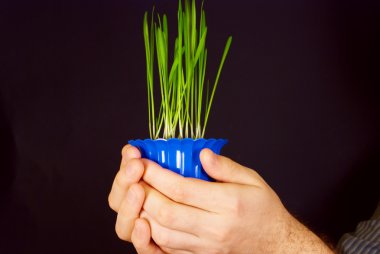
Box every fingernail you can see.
[127,146,140,159]
[122,145,131,158]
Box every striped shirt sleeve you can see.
[337,202,380,254]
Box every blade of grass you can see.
[202,36,232,137]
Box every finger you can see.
[161,247,193,254]
[141,158,230,212]
[132,218,165,254]
[115,183,145,241]
[140,182,213,235]
[108,144,141,212]
[200,148,265,186]
[121,144,141,165]
[109,158,144,212]
[141,211,201,252]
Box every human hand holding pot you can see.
[109,147,333,253]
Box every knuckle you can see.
[115,170,127,187]
[128,159,143,175]
[208,241,230,254]
[108,194,118,212]
[153,230,170,247]
[129,182,141,196]
[214,228,229,243]
[170,183,186,202]
[156,205,173,225]
[210,222,233,245]
[160,247,174,254]
[208,248,225,254]
[115,221,130,241]
[116,200,135,227]
[228,195,245,217]
[117,159,142,186]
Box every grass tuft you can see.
[143,0,232,139]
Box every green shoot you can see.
[143,0,232,139]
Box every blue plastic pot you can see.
[128,138,227,181]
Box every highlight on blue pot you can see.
[128,138,227,181]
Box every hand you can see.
[138,149,334,254]
[108,145,165,253]
[108,144,144,241]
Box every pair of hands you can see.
[108,145,333,254]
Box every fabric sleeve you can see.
[337,202,380,254]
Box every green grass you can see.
[143,0,232,139]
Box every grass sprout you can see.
[144,0,232,139]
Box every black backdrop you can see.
[1,0,380,253]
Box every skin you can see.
[109,145,335,254]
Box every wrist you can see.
[279,212,335,254]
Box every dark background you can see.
[1,0,379,253]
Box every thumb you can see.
[200,148,264,186]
